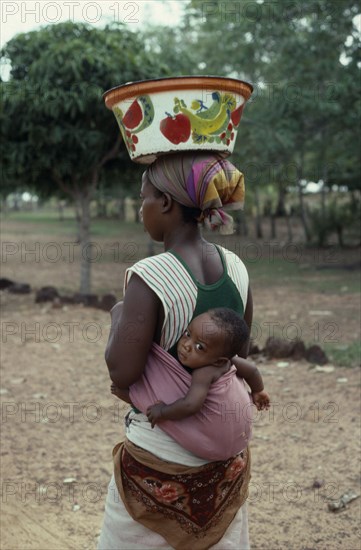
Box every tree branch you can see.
[89,168,99,194]
[99,136,122,168]
[52,172,75,199]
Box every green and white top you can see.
[124,245,249,351]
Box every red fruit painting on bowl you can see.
[113,95,154,154]
[160,113,191,144]
[104,77,253,163]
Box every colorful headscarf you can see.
[146,152,245,234]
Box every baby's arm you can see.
[146,366,216,428]
[232,356,270,410]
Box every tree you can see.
[183,0,361,241]
[1,22,167,292]
[141,24,200,77]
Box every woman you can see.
[98,152,253,549]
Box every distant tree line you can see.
[1,0,360,291]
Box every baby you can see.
[145,307,270,428]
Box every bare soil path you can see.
[1,221,360,549]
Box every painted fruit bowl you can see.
[104,76,253,164]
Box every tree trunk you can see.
[243,215,249,237]
[239,211,248,237]
[118,198,125,221]
[13,195,20,211]
[285,211,293,242]
[276,185,287,216]
[234,211,246,236]
[57,200,64,221]
[320,181,326,217]
[320,141,328,217]
[297,149,311,243]
[270,214,276,239]
[134,200,141,223]
[0,197,8,215]
[96,197,107,218]
[52,145,119,295]
[76,192,92,294]
[254,186,263,239]
[336,226,344,247]
[234,212,241,235]
[74,203,81,242]
[298,183,311,243]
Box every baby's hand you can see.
[146,402,165,428]
[252,390,270,411]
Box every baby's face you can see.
[177,313,227,369]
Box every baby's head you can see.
[177,308,249,369]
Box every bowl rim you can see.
[103,75,253,109]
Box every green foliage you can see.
[180,0,361,243]
[309,195,361,246]
[2,5,360,228]
[184,0,361,198]
[0,21,167,197]
[141,25,199,77]
[0,21,174,292]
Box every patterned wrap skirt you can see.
[98,412,251,550]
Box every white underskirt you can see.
[97,474,250,550]
[126,410,211,466]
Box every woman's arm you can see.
[105,274,161,389]
[238,286,253,358]
[146,366,216,427]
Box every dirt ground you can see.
[1,224,360,550]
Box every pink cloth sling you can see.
[129,343,253,461]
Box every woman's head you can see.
[139,172,170,242]
[141,171,201,228]
[144,152,245,234]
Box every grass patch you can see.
[209,233,360,294]
[324,341,361,368]
[1,212,144,239]
[2,213,360,295]
[246,257,360,294]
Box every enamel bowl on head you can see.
[103,76,253,164]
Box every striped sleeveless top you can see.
[124,245,249,351]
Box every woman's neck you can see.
[163,224,205,252]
